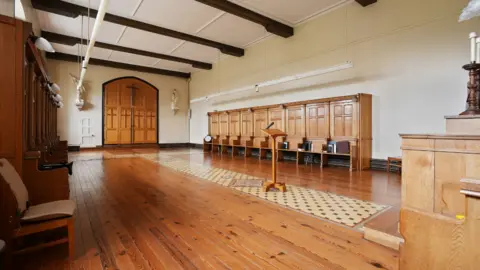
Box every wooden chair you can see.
[0,159,76,259]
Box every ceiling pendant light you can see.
[47,82,61,93]
[51,83,61,92]
[34,37,55,53]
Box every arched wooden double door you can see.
[103,77,158,145]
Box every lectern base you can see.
[263,181,287,192]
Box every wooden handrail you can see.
[461,178,480,198]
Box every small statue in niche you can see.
[70,73,86,110]
[171,89,179,115]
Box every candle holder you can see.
[460,63,480,116]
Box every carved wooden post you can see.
[460,63,480,115]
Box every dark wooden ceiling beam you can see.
[355,0,377,7]
[46,52,191,79]
[31,0,244,57]
[194,0,293,38]
[41,31,213,70]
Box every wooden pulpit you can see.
[261,128,287,192]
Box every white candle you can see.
[477,37,480,63]
[470,32,477,63]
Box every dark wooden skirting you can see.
[31,0,244,57]
[355,0,377,7]
[158,143,191,148]
[103,144,159,149]
[67,145,80,152]
[42,31,212,70]
[194,0,293,38]
[46,52,190,79]
[189,143,204,149]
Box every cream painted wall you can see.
[15,0,40,34]
[1,0,14,18]
[189,0,480,159]
[47,60,190,147]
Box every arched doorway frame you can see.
[101,76,159,145]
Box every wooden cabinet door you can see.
[286,105,305,137]
[268,107,284,132]
[253,110,268,137]
[229,111,240,137]
[219,112,229,138]
[306,103,329,139]
[240,110,253,137]
[210,113,219,137]
[330,100,356,138]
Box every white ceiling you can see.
[38,0,348,73]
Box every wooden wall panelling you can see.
[401,148,435,212]
[284,105,305,150]
[358,94,372,169]
[305,102,329,139]
[219,112,229,145]
[228,111,240,145]
[434,151,467,216]
[27,68,37,151]
[209,112,219,141]
[305,102,329,152]
[268,106,285,132]
[253,109,269,148]
[240,109,253,146]
[206,94,372,169]
[330,99,357,139]
[0,18,17,166]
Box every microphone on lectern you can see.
[266,122,274,129]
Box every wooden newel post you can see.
[261,128,287,192]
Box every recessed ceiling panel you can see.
[51,43,113,60]
[65,0,142,18]
[134,0,223,34]
[171,42,220,63]
[37,10,124,44]
[117,27,183,54]
[198,13,267,47]
[108,51,158,67]
[154,59,194,73]
[236,0,344,24]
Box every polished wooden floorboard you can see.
[16,148,400,269]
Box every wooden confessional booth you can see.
[0,16,71,268]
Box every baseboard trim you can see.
[189,143,204,149]
[67,145,80,152]
[158,143,191,148]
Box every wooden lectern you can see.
[261,128,288,192]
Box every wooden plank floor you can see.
[16,148,400,269]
